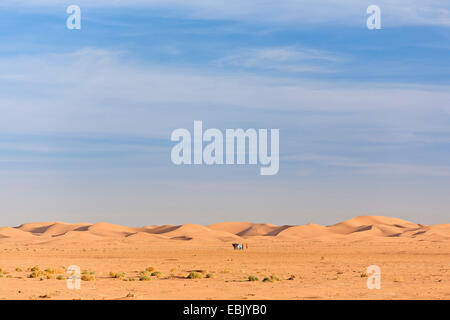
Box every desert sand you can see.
[0,216,449,300]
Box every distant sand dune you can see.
[275,224,333,239]
[138,225,179,234]
[161,224,242,242]
[76,222,137,238]
[0,227,37,239]
[124,232,169,241]
[208,222,255,234]
[3,216,449,244]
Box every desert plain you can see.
[0,215,449,300]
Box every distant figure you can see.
[246,243,248,249]
[232,243,246,250]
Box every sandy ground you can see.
[0,216,449,300]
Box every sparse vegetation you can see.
[270,274,280,281]
[81,274,95,281]
[82,270,95,275]
[28,270,46,278]
[139,275,151,281]
[263,274,280,282]
[151,271,162,277]
[248,275,259,282]
[187,272,203,279]
[123,277,137,281]
[109,272,126,279]
[206,273,214,279]
[25,267,64,279]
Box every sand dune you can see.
[74,222,137,238]
[139,225,179,234]
[327,215,418,235]
[124,232,169,241]
[49,230,105,241]
[236,224,283,237]
[0,227,37,239]
[208,222,290,237]
[208,222,255,234]
[275,224,335,239]
[397,224,450,240]
[42,223,93,236]
[3,216,449,244]
[160,224,241,241]
[16,222,60,234]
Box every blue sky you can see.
[0,1,449,226]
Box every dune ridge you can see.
[2,215,448,243]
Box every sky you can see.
[0,1,449,226]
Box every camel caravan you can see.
[232,243,248,250]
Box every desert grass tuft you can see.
[187,272,203,279]
[263,274,280,282]
[248,275,259,281]
[109,272,126,279]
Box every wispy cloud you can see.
[215,46,341,73]
[1,48,449,137]
[2,0,449,26]
[287,153,450,177]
